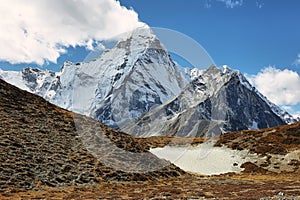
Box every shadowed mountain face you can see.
[123,66,286,137]
[0,79,185,192]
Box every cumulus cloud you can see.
[247,67,300,106]
[217,0,244,8]
[0,0,144,65]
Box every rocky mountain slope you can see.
[123,66,289,137]
[0,79,185,193]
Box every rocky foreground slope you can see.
[0,79,299,199]
[0,79,184,193]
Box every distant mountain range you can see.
[0,26,298,136]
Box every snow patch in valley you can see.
[150,141,258,175]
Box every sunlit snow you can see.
[150,140,257,175]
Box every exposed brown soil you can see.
[1,79,299,199]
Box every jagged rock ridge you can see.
[122,66,288,137]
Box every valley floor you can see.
[1,173,299,200]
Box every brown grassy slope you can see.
[215,122,300,174]
[215,122,300,155]
[0,79,184,193]
[3,174,300,200]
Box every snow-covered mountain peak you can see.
[114,25,161,57]
[128,25,157,44]
[181,65,238,83]
[61,61,74,68]
[200,65,252,91]
[195,65,298,124]
[193,65,238,97]
[204,65,237,76]
[30,26,188,128]
[123,65,289,137]
[221,65,236,74]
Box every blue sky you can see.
[119,0,300,74]
[0,0,299,116]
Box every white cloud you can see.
[256,2,264,9]
[293,53,300,66]
[204,0,212,8]
[217,0,243,8]
[0,0,144,65]
[282,105,293,112]
[247,67,300,106]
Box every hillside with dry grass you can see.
[216,122,300,173]
[0,79,299,199]
[0,79,184,193]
